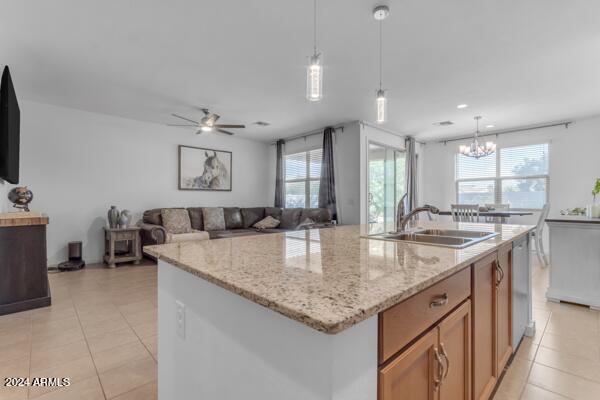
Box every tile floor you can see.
[494,258,600,400]
[1,256,599,399]
[0,260,157,400]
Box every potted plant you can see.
[589,179,600,217]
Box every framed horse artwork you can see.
[178,145,232,191]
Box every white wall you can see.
[268,121,362,225]
[421,114,600,228]
[8,100,271,265]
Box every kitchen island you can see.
[546,215,600,309]
[145,221,534,400]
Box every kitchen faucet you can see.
[396,194,440,232]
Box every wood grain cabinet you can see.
[379,300,472,400]
[472,248,513,400]
[472,253,498,400]
[496,244,513,373]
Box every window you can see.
[284,148,322,208]
[456,143,548,209]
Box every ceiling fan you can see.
[168,109,245,135]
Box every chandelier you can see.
[459,116,496,159]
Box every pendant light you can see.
[459,116,496,159]
[374,5,389,124]
[306,0,323,101]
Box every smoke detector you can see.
[373,5,389,20]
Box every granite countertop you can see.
[546,215,600,223]
[144,221,533,334]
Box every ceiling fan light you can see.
[200,126,213,132]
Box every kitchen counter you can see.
[546,214,600,223]
[546,216,600,309]
[148,221,534,400]
[145,221,532,334]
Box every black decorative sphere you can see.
[8,186,33,212]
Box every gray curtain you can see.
[318,127,338,221]
[405,136,418,212]
[274,139,285,208]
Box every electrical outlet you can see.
[175,300,186,339]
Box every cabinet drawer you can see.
[379,267,471,363]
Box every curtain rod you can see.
[437,120,573,144]
[269,124,345,145]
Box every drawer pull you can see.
[430,293,449,308]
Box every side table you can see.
[103,227,142,268]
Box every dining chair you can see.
[450,204,480,222]
[531,203,550,267]
[484,203,510,223]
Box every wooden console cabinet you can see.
[379,246,513,400]
[0,213,51,315]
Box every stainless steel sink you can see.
[419,229,496,239]
[368,229,498,249]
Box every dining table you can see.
[438,210,534,223]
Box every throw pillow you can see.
[241,207,265,228]
[279,208,302,230]
[161,208,192,234]
[253,216,281,230]
[296,217,316,229]
[202,207,226,231]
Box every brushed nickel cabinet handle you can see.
[495,260,505,286]
[433,347,443,391]
[430,293,449,308]
[440,343,450,381]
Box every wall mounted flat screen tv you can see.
[0,66,20,184]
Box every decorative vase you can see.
[7,186,33,212]
[118,209,132,228]
[108,206,119,228]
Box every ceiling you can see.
[2,0,600,142]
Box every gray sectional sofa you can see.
[139,206,332,248]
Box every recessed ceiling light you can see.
[457,104,469,109]
[485,124,495,129]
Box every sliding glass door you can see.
[368,142,406,234]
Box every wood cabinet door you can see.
[472,253,497,400]
[496,244,513,373]
[379,329,440,400]
[438,300,471,400]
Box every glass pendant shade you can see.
[376,89,387,124]
[306,53,323,101]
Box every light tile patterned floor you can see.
[0,261,157,400]
[494,259,600,400]
[1,256,598,399]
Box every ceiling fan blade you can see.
[214,124,245,129]
[216,129,235,136]
[195,130,203,135]
[200,108,210,116]
[167,124,196,127]
[171,113,199,124]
